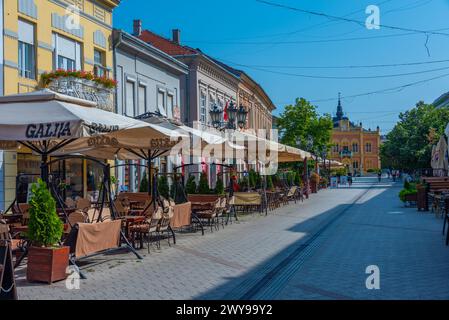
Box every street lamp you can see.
[237,105,248,129]
[209,101,248,131]
[227,101,238,130]
[209,103,222,129]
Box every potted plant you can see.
[27,179,69,284]
[399,181,418,207]
[215,177,225,196]
[185,175,197,195]
[310,173,320,193]
[198,172,211,194]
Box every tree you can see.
[28,179,64,247]
[277,97,333,154]
[266,175,274,190]
[158,175,170,199]
[185,175,197,194]
[215,176,225,195]
[381,101,449,171]
[139,175,149,193]
[198,172,210,194]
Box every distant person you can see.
[377,170,382,183]
[348,173,353,187]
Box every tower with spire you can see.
[336,92,344,121]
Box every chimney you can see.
[172,29,181,44]
[133,20,142,36]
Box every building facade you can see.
[0,0,119,210]
[113,28,188,191]
[330,97,381,175]
[135,24,276,181]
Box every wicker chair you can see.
[195,199,221,232]
[129,203,162,253]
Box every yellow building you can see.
[0,0,119,210]
[329,96,381,175]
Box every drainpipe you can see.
[112,30,123,186]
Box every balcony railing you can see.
[46,76,114,112]
[340,150,353,158]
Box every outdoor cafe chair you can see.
[66,210,87,233]
[195,199,221,233]
[113,199,129,219]
[75,198,91,213]
[0,221,26,268]
[129,205,163,253]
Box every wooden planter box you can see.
[310,181,318,194]
[404,193,418,202]
[417,184,428,211]
[27,246,69,284]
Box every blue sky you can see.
[114,0,449,134]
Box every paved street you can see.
[16,177,449,300]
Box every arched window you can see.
[332,144,339,153]
[365,143,372,153]
[352,143,359,153]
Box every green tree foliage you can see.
[198,172,210,194]
[294,171,301,186]
[248,169,257,189]
[139,174,149,193]
[381,102,449,171]
[215,176,225,195]
[266,175,274,190]
[158,175,170,199]
[185,175,197,195]
[28,179,64,247]
[277,98,333,154]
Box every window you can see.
[332,144,339,153]
[352,143,359,153]
[200,91,207,124]
[94,49,107,77]
[366,143,372,153]
[52,33,82,71]
[167,94,174,118]
[353,161,359,169]
[158,90,166,116]
[18,20,35,79]
[138,85,146,116]
[125,80,135,116]
[209,94,216,125]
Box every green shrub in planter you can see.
[267,175,274,190]
[28,179,64,247]
[185,175,197,194]
[215,177,225,195]
[198,172,210,194]
[139,175,149,193]
[399,188,417,202]
[294,172,301,186]
[158,175,170,199]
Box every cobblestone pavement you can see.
[16,177,449,300]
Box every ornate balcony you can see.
[340,150,353,158]
[41,70,117,112]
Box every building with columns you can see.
[329,95,381,175]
